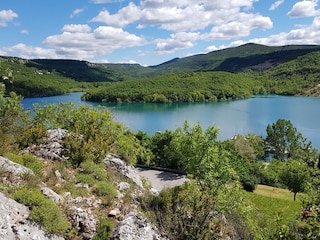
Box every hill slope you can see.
[2,43,320,97]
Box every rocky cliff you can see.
[0,129,168,240]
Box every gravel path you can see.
[135,167,188,191]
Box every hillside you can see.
[0,56,88,97]
[2,43,320,97]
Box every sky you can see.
[1,0,320,66]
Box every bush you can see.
[93,181,117,197]
[76,173,98,187]
[93,218,113,240]
[80,160,107,180]
[12,188,70,235]
[7,153,44,177]
[242,179,257,192]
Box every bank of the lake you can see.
[22,92,320,150]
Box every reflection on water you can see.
[22,93,320,150]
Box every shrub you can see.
[12,188,70,235]
[93,218,113,240]
[93,181,117,197]
[76,173,98,187]
[7,153,44,177]
[21,154,44,176]
[80,160,107,180]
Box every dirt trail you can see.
[135,167,188,191]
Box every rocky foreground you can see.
[0,129,171,240]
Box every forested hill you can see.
[27,43,320,80]
[2,43,320,97]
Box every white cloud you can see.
[90,2,141,27]
[70,8,84,18]
[62,24,91,33]
[202,13,272,40]
[5,43,58,59]
[227,15,320,47]
[288,0,319,18]
[91,0,270,33]
[155,32,200,54]
[0,10,18,27]
[42,26,145,59]
[270,0,285,10]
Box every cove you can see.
[22,92,320,150]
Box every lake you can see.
[22,92,320,150]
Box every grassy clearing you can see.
[246,185,303,238]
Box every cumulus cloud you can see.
[288,0,319,17]
[5,43,58,59]
[90,2,141,27]
[91,0,270,33]
[155,32,200,54]
[225,15,320,48]
[270,0,285,10]
[202,13,272,40]
[62,24,91,33]
[0,9,18,27]
[42,26,145,59]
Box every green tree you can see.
[279,158,311,201]
[266,119,310,160]
[171,121,237,191]
[0,83,25,154]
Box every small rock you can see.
[108,208,121,217]
[40,187,62,204]
[118,182,130,191]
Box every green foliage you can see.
[144,181,256,240]
[93,218,113,240]
[7,153,44,177]
[31,103,146,167]
[93,181,117,197]
[0,57,85,97]
[148,130,179,168]
[0,84,25,154]
[266,119,313,161]
[80,160,107,180]
[259,160,285,187]
[83,71,256,103]
[16,124,48,149]
[13,188,70,235]
[76,173,98,186]
[279,159,311,201]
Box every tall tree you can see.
[265,119,310,160]
[0,84,24,154]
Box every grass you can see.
[246,185,303,238]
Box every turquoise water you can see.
[22,93,320,149]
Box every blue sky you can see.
[1,0,320,66]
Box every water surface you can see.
[22,93,320,149]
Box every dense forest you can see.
[1,82,320,239]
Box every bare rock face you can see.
[0,156,33,176]
[104,154,143,188]
[0,192,64,240]
[112,211,168,240]
[0,156,34,186]
[25,128,68,160]
[69,206,96,239]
